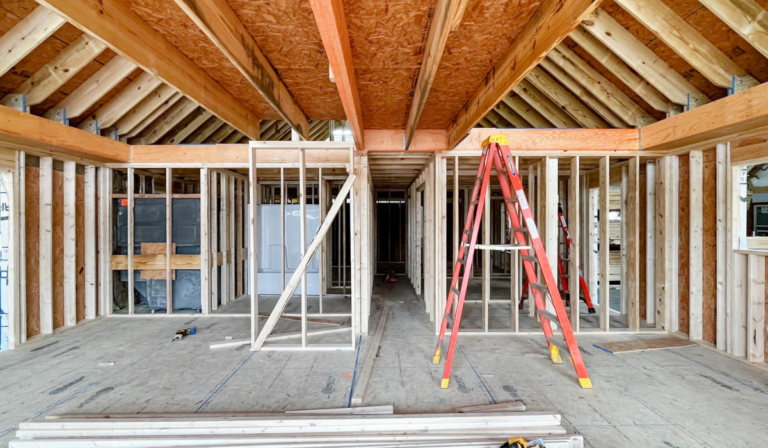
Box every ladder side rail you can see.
[497,143,590,382]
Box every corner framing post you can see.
[599,156,610,331]
[63,161,76,327]
[166,168,173,313]
[39,157,53,334]
[689,150,703,340]
[569,157,580,331]
[200,168,210,314]
[127,167,134,315]
[84,166,96,320]
[646,162,656,325]
[627,157,640,331]
[716,144,727,350]
[249,148,259,345]
[300,148,308,346]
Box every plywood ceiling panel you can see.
[228,0,344,120]
[419,0,541,129]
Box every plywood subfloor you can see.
[2,276,768,447]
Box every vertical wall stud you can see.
[39,157,53,334]
[627,157,640,331]
[200,168,210,314]
[716,144,727,350]
[84,166,96,320]
[299,149,307,346]
[211,171,218,311]
[319,168,325,313]
[63,161,76,327]
[599,156,610,331]
[249,149,259,343]
[166,168,173,313]
[747,255,765,363]
[4,166,18,348]
[127,167,134,315]
[646,162,656,325]
[544,157,559,330]
[689,150,703,340]
[569,157,580,331]
[620,165,627,315]
[229,175,236,307]
[17,152,26,342]
[220,173,228,306]
[482,171,490,332]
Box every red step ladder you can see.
[520,205,596,314]
[431,135,592,389]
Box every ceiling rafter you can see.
[513,79,581,128]
[173,0,310,139]
[698,0,768,60]
[0,6,66,78]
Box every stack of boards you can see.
[10,407,584,448]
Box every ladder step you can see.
[530,282,549,293]
[522,255,538,264]
[537,309,558,322]
[444,312,454,328]
[471,200,478,205]
[560,274,570,278]
[451,286,461,297]
[458,257,466,265]
[512,227,528,233]
[546,336,571,356]
[505,197,517,203]
[464,243,530,251]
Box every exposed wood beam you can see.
[0,105,128,162]
[479,118,494,128]
[699,0,768,60]
[513,79,581,128]
[581,8,709,108]
[0,6,66,77]
[260,121,281,141]
[10,33,105,106]
[118,86,181,138]
[547,44,654,126]
[486,110,512,128]
[160,108,212,145]
[173,0,310,138]
[445,0,600,148]
[131,97,198,145]
[569,26,673,113]
[79,72,162,131]
[537,59,627,128]
[37,0,260,138]
[615,0,757,90]
[641,80,768,153]
[47,56,137,120]
[207,124,235,143]
[187,117,223,144]
[310,0,365,150]
[404,0,460,150]
[224,131,245,144]
[501,95,554,128]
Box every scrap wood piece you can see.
[455,401,527,413]
[286,405,394,414]
[593,337,695,354]
[257,312,344,326]
[351,307,390,406]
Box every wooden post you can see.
[716,143,727,350]
[127,167,134,314]
[211,170,218,311]
[689,150,703,340]
[588,180,598,318]
[280,168,285,290]
[656,156,677,331]
[16,152,26,342]
[3,166,18,347]
[300,149,307,346]
[98,167,112,316]
[646,162,656,325]
[166,168,173,313]
[425,160,434,322]
[236,178,243,298]
[599,156,610,331]
[670,156,679,333]
[319,167,324,313]
[620,165,627,315]
[200,168,210,315]
[39,157,53,334]
[84,166,96,320]
[63,161,76,327]
[544,157,559,330]
[220,173,228,306]
[229,176,236,304]
[728,160,747,356]
[627,157,640,331]
[569,157,580,331]
[747,254,765,363]
[249,148,259,343]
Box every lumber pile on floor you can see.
[11,412,584,447]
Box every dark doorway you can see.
[376,190,406,274]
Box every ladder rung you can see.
[512,227,528,233]
[530,282,549,293]
[471,200,478,205]
[444,312,454,328]
[464,243,530,251]
[522,255,538,264]
[505,197,517,203]
[546,336,571,356]
[537,309,558,322]
[451,286,461,297]
[464,230,472,235]
[458,257,466,265]
[560,274,570,278]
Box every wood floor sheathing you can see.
[1,277,767,447]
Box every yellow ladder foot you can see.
[578,378,593,389]
[440,378,450,389]
[549,345,563,364]
[432,347,441,364]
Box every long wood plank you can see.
[310,0,364,150]
[174,0,310,138]
[689,150,703,340]
[351,307,390,405]
[445,0,600,148]
[626,157,640,330]
[0,6,66,78]
[0,105,129,163]
[699,0,768,60]
[63,161,77,327]
[38,0,260,139]
[39,157,53,335]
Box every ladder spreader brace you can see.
[432,135,593,390]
